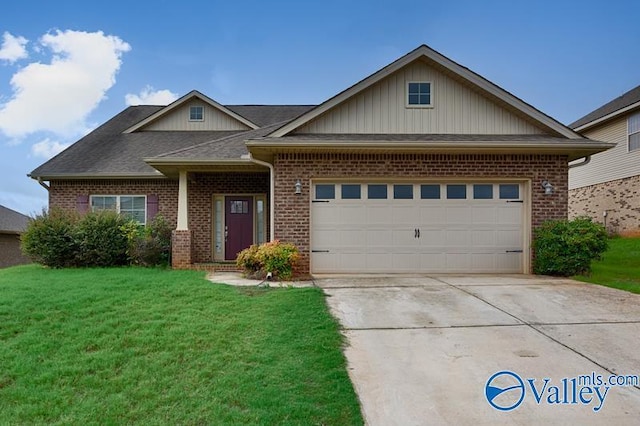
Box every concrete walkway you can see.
[317,275,640,425]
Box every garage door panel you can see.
[311,181,525,274]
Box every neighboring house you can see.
[30,45,611,275]
[0,205,30,268]
[569,85,640,234]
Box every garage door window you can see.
[473,184,493,199]
[315,184,335,199]
[420,184,441,199]
[447,184,466,199]
[393,184,413,199]
[368,184,387,199]
[341,184,361,199]
[499,184,520,199]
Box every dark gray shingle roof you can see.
[571,84,640,129]
[0,205,30,233]
[30,104,316,178]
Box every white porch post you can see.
[177,170,189,230]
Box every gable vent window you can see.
[629,112,640,152]
[189,105,204,121]
[407,82,432,107]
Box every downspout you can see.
[246,154,275,242]
[36,177,50,191]
[568,156,591,169]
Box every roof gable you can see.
[269,45,582,139]
[0,205,30,233]
[571,84,640,131]
[124,90,259,133]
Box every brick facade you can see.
[171,230,193,268]
[569,174,640,234]
[273,153,569,275]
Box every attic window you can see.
[407,82,432,107]
[189,106,204,121]
[629,112,640,152]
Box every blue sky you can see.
[1,0,639,216]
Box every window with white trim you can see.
[90,195,147,224]
[189,105,204,121]
[407,82,432,107]
[628,112,640,152]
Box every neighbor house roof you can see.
[0,205,30,234]
[571,84,640,131]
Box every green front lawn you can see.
[0,265,363,425]
[575,237,640,294]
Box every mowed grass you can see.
[0,265,363,425]
[575,237,640,294]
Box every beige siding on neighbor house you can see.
[295,60,546,135]
[569,116,640,189]
[144,99,251,131]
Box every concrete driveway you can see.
[317,275,640,425]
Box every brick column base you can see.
[171,230,193,269]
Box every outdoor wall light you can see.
[294,180,302,195]
[541,180,554,195]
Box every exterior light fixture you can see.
[295,180,302,195]
[541,180,554,195]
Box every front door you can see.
[225,196,254,260]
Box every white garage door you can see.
[311,182,525,273]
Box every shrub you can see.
[237,240,300,280]
[74,211,130,267]
[533,216,608,276]
[21,208,79,268]
[124,215,172,266]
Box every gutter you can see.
[568,156,591,169]
[244,154,275,242]
[36,177,50,191]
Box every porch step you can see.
[192,262,243,273]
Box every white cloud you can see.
[31,138,71,159]
[125,85,178,106]
[0,32,28,63]
[0,30,130,139]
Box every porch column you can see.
[177,170,189,230]
[172,170,192,268]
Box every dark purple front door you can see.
[225,196,253,260]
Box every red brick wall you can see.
[0,233,30,268]
[49,179,179,226]
[273,153,569,274]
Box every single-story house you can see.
[569,84,640,234]
[29,45,612,275]
[0,204,31,268]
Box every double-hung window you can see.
[189,105,204,121]
[91,195,147,224]
[407,82,432,107]
[629,112,640,152]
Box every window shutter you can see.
[76,195,89,213]
[147,194,159,221]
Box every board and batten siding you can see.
[569,116,640,189]
[295,60,546,135]
[144,100,251,131]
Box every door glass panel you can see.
[447,185,467,199]
[230,200,249,214]
[473,184,493,199]
[214,199,223,254]
[393,184,413,199]
[499,184,520,199]
[341,184,361,199]
[368,184,387,199]
[420,185,440,199]
[315,184,335,199]
[256,199,265,245]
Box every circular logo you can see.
[485,371,525,411]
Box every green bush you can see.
[21,208,79,268]
[75,211,130,267]
[124,216,172,266]
[237,240,300,280]
[533,216,608,276]
[22,209,172,268]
